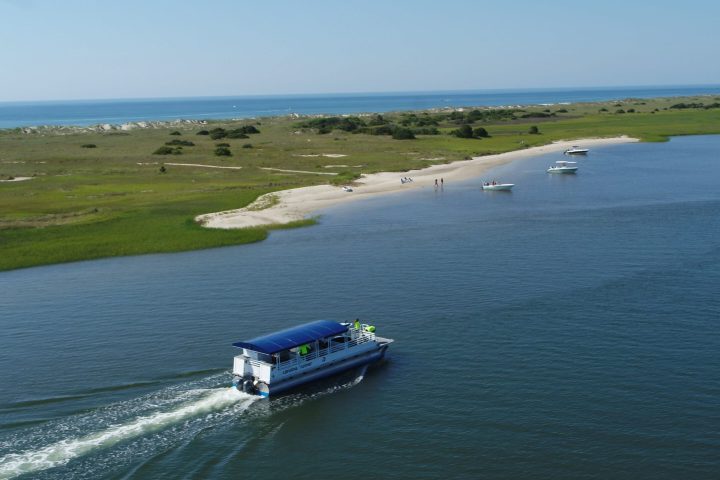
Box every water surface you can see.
[1,136,719,479]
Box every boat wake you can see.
[0,365,372,479]
[0,380,256,480]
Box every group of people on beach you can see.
[400,177,414,184]
[434,178,444,188]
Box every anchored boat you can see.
[547,160,578,174]
[482,181,514,191]
[231,320,393,397]
[564,146,589,155]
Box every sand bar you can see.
[197,137,637,229]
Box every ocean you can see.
[0,135,718,479]
[1,85,720,129]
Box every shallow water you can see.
[1,136,719,479]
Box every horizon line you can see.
[2,83,720,105]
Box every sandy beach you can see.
[196,137,637,229]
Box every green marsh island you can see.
[1,95,719,271]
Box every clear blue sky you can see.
[1,0,718,101]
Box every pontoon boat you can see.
[232,320,393,397]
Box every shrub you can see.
[556,108,568,113]
[599,107,608,112]
[627,108,636,113]
[616,109,626,114]
[368,114,387,126]
[216,143,230,147]
[473,127,489,138]
[165,139,195,146]
[159,165,166,173]
[239,125,260,134]
[454,124,474,138]
[214,146,232,156]
[196,130,210,135]
[528,125,540,134]
[242,143,253,148]
[520,112,554,118]
[210,131,227,140]
[391,128,416,140]
[81,144,97,148]
[226,130,249,139]
[169,131,181,136]
[153,146,177,155]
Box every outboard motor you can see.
[242,379,256,395]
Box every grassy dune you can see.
[1,95,719,271]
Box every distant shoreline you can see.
[2,85,719,130]
[197,137,638,230]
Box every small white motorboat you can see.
[342,186,353,192]
[482,182,514,191]
[547,160,578,174]
[564,146,589,155]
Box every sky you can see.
[0,0,718,101]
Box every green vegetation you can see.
[2,94,720,271]
[528,125,540,134]
[153,146,182,155]
[214,146,232,156]
[81,143,97,148]
[165,139,195,147]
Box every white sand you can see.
[260,167,337,175]
[165,163,243,170]
[197,137,637,229]
[0,176,33,182]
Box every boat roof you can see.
[232,320,349,354]
[556,160,577,164]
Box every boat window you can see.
[331,335,347,343]
[245,350,273,363]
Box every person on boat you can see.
[354,318,361,330]
[299,344,310,356]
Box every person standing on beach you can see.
[434,179,438,187]
[441,178,444,186]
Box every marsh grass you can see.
[1,95,719,270]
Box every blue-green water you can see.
[1,136,719,479]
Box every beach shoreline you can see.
[197,136,638,230]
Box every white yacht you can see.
[232,320,393,397]
[564,146,589,155]
[482,182,514,191]
[547,160,578,174]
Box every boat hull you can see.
[482,184,514,191]
[257,344,390,397]
[547,167,578,174]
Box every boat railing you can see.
[274,329,376,370]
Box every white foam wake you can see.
[0,387,255,480]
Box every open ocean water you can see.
[1,85,720,128]
[1,135,719,479]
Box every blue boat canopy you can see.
[233,320,349,355]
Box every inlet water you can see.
[1,136,719,479]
